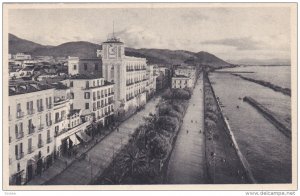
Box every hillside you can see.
[9,33,234,68]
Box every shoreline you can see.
[204,72,255,184]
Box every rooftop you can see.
[9,80,54,96]
[50,82,69,90]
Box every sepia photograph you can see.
[2,2,297,191]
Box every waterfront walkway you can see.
[166,73,207,184]
[28,97,161,185]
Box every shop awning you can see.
[75,133,84,144]
[79,131,92,143]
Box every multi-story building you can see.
[97,35,149,114]
[9,80,55,185]
[63,74,115,129]
[171,75,193,89]
[67,56,102,77]
[145,65,157,99]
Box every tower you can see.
[98,28,126,110]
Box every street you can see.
[45,97,161,185]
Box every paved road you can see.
[46,97,161,185]
[166,73,207,184]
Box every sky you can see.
[8,6,292,64]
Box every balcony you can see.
[37,106,44,113]
[47,104,52,109]
[16,111,24,119]
[46,120,52,126]
[16,131,24,139]
[126,69,134,72]
[38,141,44,148]
[28,147,35,154]
[47,137,52,144]
[27,109,35,115]
[28,125,35,135]
[37,124,44,131]
[16,152,24,160]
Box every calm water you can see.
[209,72,291,183]
[219,65,291,89]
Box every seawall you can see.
[204,72,256,184]
[243,96,291,138]
[232,73,291,97]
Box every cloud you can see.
[201,37,262,50]
[116,26,167,49]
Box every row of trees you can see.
[97,89,191,184]
[162,87,193,100]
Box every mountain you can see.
[9,34,51,54]
[9,33,234,68]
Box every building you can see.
[13,53,31,60]
[171,75,193,89]
[9,81,56,185]
[98,35,149,114]
[67,57,102,77]
[153,65,172,91]
[63,74,115,129]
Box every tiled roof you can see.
[9,80,54,96]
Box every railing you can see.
[46,120,52,126]
[16,152,24,160]
[28,125,35,135]
[126,83,134,86]
[37,106,44,112]
[38,124,44,131]
[47,137,52,144]
[28,147,35,154]
[27,109,35,115]
[47,104,52,109]
[16,131,24,139]
[126,69,134,72]
[38,141,44,148]
[16,111,24,119]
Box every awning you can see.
[79,131,92,143]
[75,133,84,144]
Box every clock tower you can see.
[98,34,126,110]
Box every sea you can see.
[209,65,291,183]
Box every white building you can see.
[13,53,31,60]
[62,75,115,129]
[97,35,151,114]
[9,81,56,185]
[172,75,193,89]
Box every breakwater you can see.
[243,96,291,138]
[204,72,255,184]
[232,73,291,96]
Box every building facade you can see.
[9,81,56,185]
[98,36,149,114]
[67,57,102,77]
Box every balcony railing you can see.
[28,147,35,154]
[16,111,24,119]
[38,141,44,148]
[47,137,52,144]
[28,125,35,135]
[16,131,24,139]
[27,109,35,115]
[46,120,52,126]
[16,152,24,160]
[47,104,52,109]
[38,124,44,131]
[37,106,44,112]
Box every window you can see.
[84,92,90,99]
[70,81,73,87]
[86,81,89,89]
[84,63,88,70]
[85,103,89,109]
[73,64,77,70]
[95,63,99,70]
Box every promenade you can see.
[166,73,207,184]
